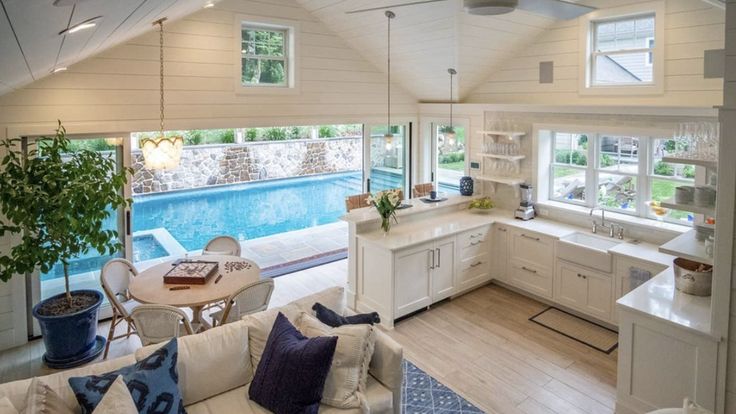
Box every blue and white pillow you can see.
[69,338,185,414]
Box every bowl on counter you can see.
[694,186,716,207]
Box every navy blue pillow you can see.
[249,312,338,414]
[69,338,185,414]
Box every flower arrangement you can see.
[367,189,402,233]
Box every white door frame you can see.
[426,117,470,189]
[363,122,411,196]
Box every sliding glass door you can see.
[31,137,128,319]
[365,124,409,197]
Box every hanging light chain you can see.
[448,68,456,132]
[156,18,167,137]
[386,11,395,136]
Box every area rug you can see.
[260,248,347,278]
[403,360,484,413]
[529,307,618,354]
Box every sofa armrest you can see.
[369,329,403,414]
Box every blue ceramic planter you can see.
[32,289,106,369]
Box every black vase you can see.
[460,176,474,196]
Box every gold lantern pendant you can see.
[140,18,183,170]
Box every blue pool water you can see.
[132,171,365,252]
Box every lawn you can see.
[439,161,465,172]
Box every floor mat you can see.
[529,307,618,354]
[403,360,484,413]
[260,248,347,278]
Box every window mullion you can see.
[586,133,597,207]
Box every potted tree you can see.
[0,122,131,368]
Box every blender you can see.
[515,184,535,220]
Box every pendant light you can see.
[140,18,184,170]
[445,68,457,146]
[384,11,395,150]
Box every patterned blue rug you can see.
[402,360,484,413]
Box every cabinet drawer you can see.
[509,229,554,272]
[509,261,553,299]
[458,226,490,248]
[460,253,490,277]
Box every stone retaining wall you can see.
[133,137,362,194]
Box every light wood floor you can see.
[0,260,617,414]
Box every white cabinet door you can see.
[432,238,455,301]
[555,260,613,322]
[394,243,433,318]
[555,261,588,310]
[491,225,508,282]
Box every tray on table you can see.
[164,261,219,285]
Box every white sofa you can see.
[0,287,403,414]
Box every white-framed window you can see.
[547,129,694,224]
[241,27,288,87]
[234,15,299,95]
[579,1,664,95]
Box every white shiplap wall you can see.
[466,0,725,107]
[722,0,736,411]
[0,0,418,136]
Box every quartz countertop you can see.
[340,195,474,224]
[616,269,712,336]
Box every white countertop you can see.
[348,203,711,337]
[616,269,712,337]
[340,195,474,224]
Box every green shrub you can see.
[654,161,674,176]
[245,129,258,141]
[184,130,203,145]
[263,127,287,141]
[684,165,695,178]
[319,125,338,138]
[600,154,614,168]
[571,151,587,166]
[218,129,235,144]
[439,152,464,164]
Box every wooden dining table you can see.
[128,255,260,329]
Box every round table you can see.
[129,255,260,328]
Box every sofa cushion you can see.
[241,304,301,368]
[0,355,136,412]
[249,312,337,414]
[185,384,365,414]
[91,376,137,414]
[299,313,376,410]
[23,378,75,414]
[135,321,253,406]
[69,338,183,414]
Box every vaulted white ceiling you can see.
[0,0,207,95]
[294,0,563,101]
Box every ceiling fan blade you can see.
[517,0,595,20]
[346,0,448,14]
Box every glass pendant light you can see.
[140,18,184,170]
[445,68,457,146]
[384,11,395,151]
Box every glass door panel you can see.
[367,125,408,197]
[37,137,126,312]
[432,124,466,194]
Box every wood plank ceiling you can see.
[0,0,207,95]
[294,0,561,101]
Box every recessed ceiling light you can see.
[52,67,67,73]
[59,16,102,35]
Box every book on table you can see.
[164,261,219,285]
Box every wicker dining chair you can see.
[203,235,242,257]
[345,192,371,212]
[130,305,195,346]
[211,279,275,327]
[100,258,140,359]
[412,183,434,198]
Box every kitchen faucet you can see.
[590,206,618,238]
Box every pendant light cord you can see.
[386,11,394,135]
[449,71,453,129]
[158,19,165,137]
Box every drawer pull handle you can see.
[521,266,537,274]
[470,240,482,246]
[498,228,507,232]
[577,273,587,279]
[470,261,483,268]
[521,234,541,241]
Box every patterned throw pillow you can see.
[69,338,184,414]
[92,376,138,414]
[248,312,338,414]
